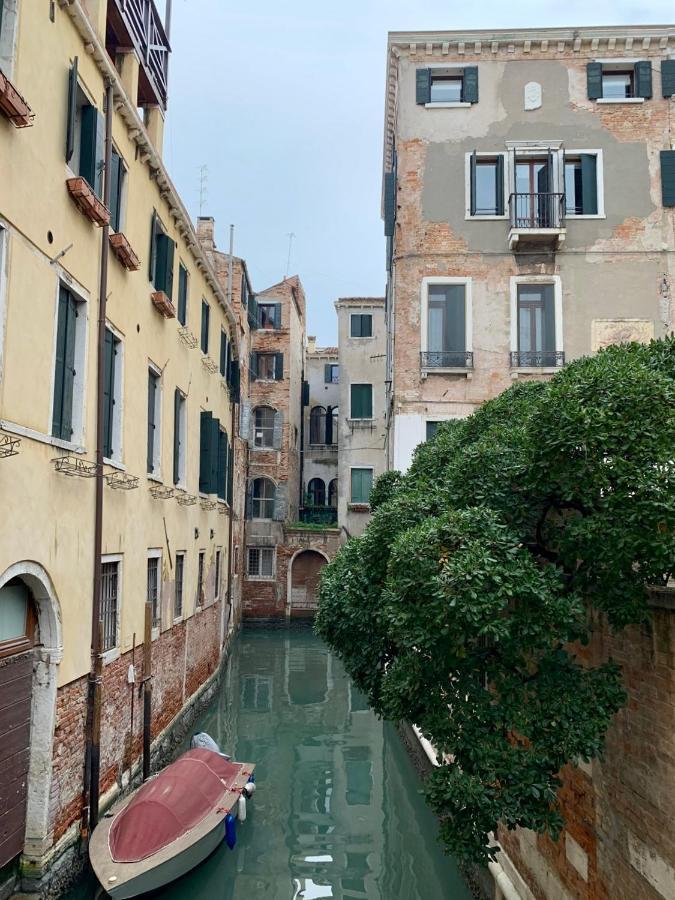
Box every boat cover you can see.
[109,749,241,863]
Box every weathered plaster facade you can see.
[303,337,338,521]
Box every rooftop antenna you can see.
[198,165,208,216]
[284,231,295,279]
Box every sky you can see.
[162,1,673,345]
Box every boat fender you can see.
[242,781,255,798]
[225,813,237,849]
[237,794,247,822]
[248,773,255,783]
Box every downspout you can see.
[224,225,236,642]
[83,79,113,836]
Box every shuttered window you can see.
[350,468,373,504]
[103,327,120,460]
[147,369,160,474]
[150,212,175,297]
[257,302,281,329]
[219,329,229,376]
[177,263,188,325]
[469,154,505,216]
[588,61,652,100]
[52,285,79,441]
[108,149,125,232]
[350,384,373,420]
[200,300,210,354]
[661,150,675,207]
[416,66,478,104]
[217,428,227,500]
[173,389,185,485]
[564,154,599,215]
[78,103,105,197]
[350,314,373,337]
[662,60,675,98]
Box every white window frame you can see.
[147,548,162,638]
[48,275,90,450]
[425,63,472,109]
[464,152,509,220]
[509,275,564,372]
[349,465,374,505]
[563,149,605,219]
[247,546,276,581]
[420,276,473,370]
[101,553,123,664]
[104,320,125,467]
[175,388,187,488]
[148,362,162,479]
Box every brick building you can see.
[381,24,675,900]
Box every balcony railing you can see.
[108,0,170,108]
[509,193,565,230]
[420,351,473,369]
[510,350,565,368]
[299,506,338,526]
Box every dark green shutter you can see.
[324,364,332,383]
[350,315,361,338]
[273,303,281,328]
[79,104,98,189]
[155,232,167,291]
[109,150,121,231]
[177,264,187,325]
[462,66,479,103]
[199,411,212,493]
[217,429,226,500]
[495,155,505,215]
[302,380,309,406]
[149,211,157,282]
[469,151,477,215]
[325,407,333,445]
[351,385,372,419]
[66,57,78,163]
[163,236,174,299]
[634,60,652,99]
[173,389,181,484]
[580,154,598,215]
[52,287,77,440]
[587,62,603,100]
[416,68,431,104]
[384,171,396,237]
[662,60,675,98]
[209,417,220,494]
[661,150,675,207]
[94,110,105,198]
[226,439,233,505]
[362,315,372,337]
[274,352,284,380]
[201,300,209,353]
[103,329,115,458]
[231,360,240,402]
[147,371,156,473]
[220,331,227,375]
[542,285,556,352]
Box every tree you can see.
[316,338,674,864]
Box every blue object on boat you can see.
[225,813,237,849]
[248,774,255,783]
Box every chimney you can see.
[196,216,215,251]
[307,336,316,354]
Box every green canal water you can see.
[66,628,473,899]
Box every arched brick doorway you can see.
[288,550,328,618]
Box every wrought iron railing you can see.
[420,351,473,369]
[509,193,565,230]
[300,506,338,526]
[110,0,170,108]
[510,350,565,368]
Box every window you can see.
[350,385,372,420]
[200,300,209,354]
[241,271,249,309]
[510,279,563,368]
[307,478,325,507]
[101,559,119,652]
[587,61,652,101]
[0,580,36,657]
[174,553,184,619]
[351,468,373,504]
[103,326,122,461]
[350,314,372,338]
[52,284,85,442]
[416,66,478,105]
[66,61,105,197]
[328,478,338,508]
[251,478,275,519]
[257,302,281,329]
[564,154,600,216]
[108,149,126,233]
[426,421,441,440]
[197,551,205,607]
[199,410,221,494]
[0,0,19,76]
[147,554,160,629]
[247,547,275,579]
[421,279,472,370]
[254,406,276,448]
[468,154,505,216]
[177,263,188,326]
[219,329,230,377]
[603,71,633,99]
[147,368,161,475]
[310,406,327,445]
[149,212,174,298]
[215,549,221,598]
[173,389,186,486]
[252,352,283,381]
[324,363,339,384]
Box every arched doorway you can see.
[288,550,328,619]
[0,563,62,872]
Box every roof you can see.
[334,296,385,307]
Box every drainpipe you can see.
[224,225,236,642]
[82,79,113,836]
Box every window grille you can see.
[101,561,119,651]
[147,556,160,628]
[174,553,184,618]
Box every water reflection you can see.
[65,628,472,899]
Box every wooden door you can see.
[0,651,32,867]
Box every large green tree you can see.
[316,338,674,864]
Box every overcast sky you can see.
[162,1,673,344]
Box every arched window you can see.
[307,478,325,507]
[251,478,276,519]
[0,579,37,658]
[253,406,276,448]
[328,478,338,508]
[309,406,326,445]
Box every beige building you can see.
[335,298,386,537]
[383,25,675,472]
[0,1,241,892]
[302,337,339,525]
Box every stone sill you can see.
[421,368,473,379]
[510,367,561,378]
[424,101,472,108]
[647,585,675,611]
[596,97,645,104]
[348,503,371,512]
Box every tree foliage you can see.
[316,338,674,864]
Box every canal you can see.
[66,627,473,899]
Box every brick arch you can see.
[286,549,330,619]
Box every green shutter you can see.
[274,352,284,380]
[209,417,220,494]
[661,150,675,207]
[580,154,598,215]
[634,60,652,99]
[249,352,257,381]
[149,211,157,282]
[79,104,98,189]
[662,59,675,98]
[52,287,76,439]
[362,315,373,338]
[164,235,174,299]
[94,109,105,198]
[66,57,78,163]
[199,411,212,493]
[173,389,181,485]
[177,263,188,325]
[587,62,603,100]
[416,68,431,104]
[103,329,115,458]
[147,371,156,473]
[226,439,233,505]
[217,429,226,500]
[351,468,373,503]
[462,66,479,103]
[109,150,121,232]
[324,363,332,383]
[384,171,396,237]
[351,384,372,419]
[220,331,227,376]
[469,151,477,215]
[542,285,556,352]
[302,380,309,406]
[200,300,209,353]
[495,154,505,216]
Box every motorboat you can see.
[89,736,255,898]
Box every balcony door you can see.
[517,284,556,365]
[514,155,554,227]
[427,284,466,367]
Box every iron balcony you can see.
[420,351,474,369]
[510,350,565,368]
[508,192,566,250]
[299,506,338,526]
